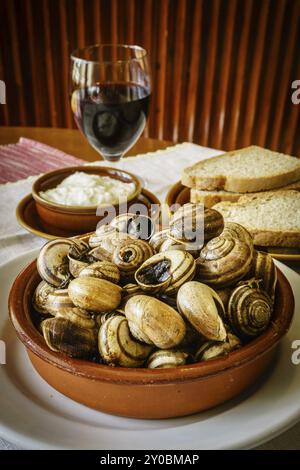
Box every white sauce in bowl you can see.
[39,172,136,207]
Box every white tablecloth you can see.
[1,142,299,449]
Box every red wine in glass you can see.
[72,82,150,162]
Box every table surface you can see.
[0,126,299,450]
[0,127,172,162]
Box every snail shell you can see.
[79,261,120,284]
[33,280,57,315]
[226,281,273,338]
[55,307,96,329]
[135,250,196,295]
[147,350,188,369]
[68,256,89,278]
[41,317,97,358]
[37,238,74,287]
[68,277,122,313]
[68,239,90,259]
[112,239,155,276]
[169,204,224,248]
[250,250,277,301]
[159,235,200,257]
[195,333,241,361]
[177,281,227,341]
[110,213,154,241]
[88,246,113,262]
[149,229,170,252]
[196,235,253,288]
[88,226,135,255]
[215,287,232,310]
[221,222,253,246]
[88,225,117,248]
[98,314,152,367]
[125,295,186,349]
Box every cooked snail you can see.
[33,280,57,315]
[250,250,277,301]
[149,229,170,252]
[98,314,152,367]
[37,238,74,287]
[221,222,253,246]
[195,333,241,361]
[110,214,154,241]
[79,261,120,284]
[226,280,273,338]
[159,235,200,257]
[135,250,196,295]
[177,281,227,341]
[147,350,188,369]
[88,226,134,255]
[41,317,97,358]
[68,277,122,312]
[196,235,253,288]
[169,203,224,248]
[112,239,154,276]
[125,295,186,349]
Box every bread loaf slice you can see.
[213,190,300,247]
[190,180,300,207]
[182,146,300,192]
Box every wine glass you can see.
[70,44,151,163]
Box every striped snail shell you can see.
[226,280,273,338]
[169,203,224,248]
[177,281,227,341]
[221,222,253,247]
[98,314,152,367]
[159,235,200,258]
[147,350,188,369]
[196,235,253,288]
[125,295,186,349]
[67,239,91,277]
[135,250,196,295]
[33,280,57,315]
[41,317,97,359]
[110,213,155,241]
[149,229,170,252]
[88,226,135,255]
[79,261,120,284]
[37,238,74,287]
[195,333,241,362]
[112,239,155,276]
[250,250,277,301]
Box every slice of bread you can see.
[182,146,300,192]
[190,180,300,207]
[213,190,300,247]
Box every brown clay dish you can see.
[32,166,142,234]
[9,260,294,419]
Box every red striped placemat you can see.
[0,137,85,184]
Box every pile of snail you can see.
[33,204,277,369]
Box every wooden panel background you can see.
[0,0,300,155]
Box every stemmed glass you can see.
[70,44,151,163]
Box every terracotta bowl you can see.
[32,166,142,234]
[8,259,294,419]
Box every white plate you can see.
[0,250,300,450]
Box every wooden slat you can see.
[59,0,73,128]
[93,0,101,44]
[6,0,27,125]
[270,0,300,150]
[42,0,58,127]
[155,0,169,140]
[142,0,153,138]
[198,0,221,146]
[241,0,270,147]
[256,0,286,146]
[184,0,202,142]
[171,0,186,142]
[127,0,135,44]
[75,0,85,48]
[210,0,237,149]
[225,0,253,149]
